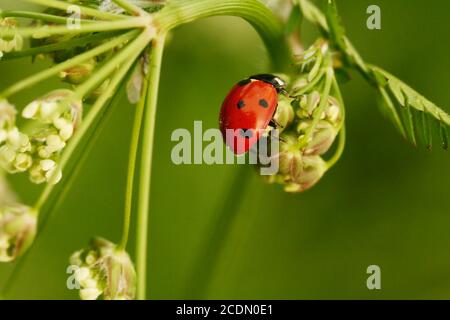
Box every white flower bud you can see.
[59,124,74,141]
[0,145,15,164]
[0,100,17,128]
[13,153,32,172]
[54,118,74,141]
[29,164,46,184]
[45,166,62,185]
[39,101,61,123]
[22,101,40,119]
[80,288,102,301]
[7,128,30,152]
[37,146,51,159]
[40,159,56,171]
[74,267,90,283]
[46,134,66,153]
[81,278,98,289]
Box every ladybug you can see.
[219,74,287,155]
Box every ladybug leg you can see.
[269,118,284,129]
[267,124,286,143]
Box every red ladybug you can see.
[219,74,287,155]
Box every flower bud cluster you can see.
[0,204,37,262]
[70,237,137,300]
[262,40,344,193]
[0,90,82,185]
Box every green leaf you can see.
[323,0,347,51]
[298,0,370,76]
[372,66,450,150]
[298,0,328,30]
[285,4,302,35]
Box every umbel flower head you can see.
[0,91,81,185]
[70,237,137,300]
[265,133,328,193]
[0,204,37,262]
[260,38,345,193]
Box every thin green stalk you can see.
[25,0,128,21]
[1,31,122,60]
[72,29,153,100]
[293,67,326,96]
[0,17,148,38]
[0,10,94,24]
[299,66,334,148]
[0,30,139,98]
[118,63,150,251]
[326,75,346,169]
[326,125,345,169]
[136,34,166,300]
[154,0,291,71]
[112,0,147,16]
[34,30,152,212]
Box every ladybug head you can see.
[249,74,287,93]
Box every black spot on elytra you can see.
[259,99,269,108]
[239,129,253,139]
[237,100,245,109]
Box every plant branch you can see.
[72,29,152,100]
[119,60,150,251]
[0,10,94,24]
[154,0,291,72]
[25,0,128,21]
[34,30,152,212]
[135,34,166,300]
[0,30,138,98]
[0,17,148,38]
[1,31,122,60]
[112,0,147,16]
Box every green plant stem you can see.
[1,31,122,60]
[154,0,291,71]
[293,68,326,96]
[326,125,345,169]
[135,34,166,300]
[112,0,147,16]
[72,29,153,100]
[118,63,150,251]
[0,30,138,98]
[25,0,128,21]
[0,17,148,38]
[299,66,333,148]
[0,10,94,24]
[34,30,152,212]
[326,75,346,169]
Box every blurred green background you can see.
[0,0,449,299]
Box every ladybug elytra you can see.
[219,74,287,155]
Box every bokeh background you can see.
[0,0,449,299]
